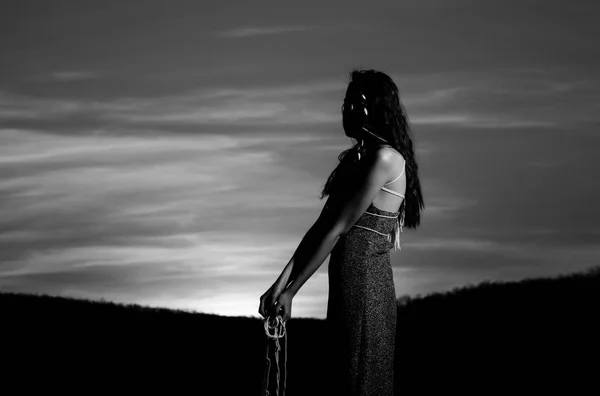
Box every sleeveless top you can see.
[350,157,406,251]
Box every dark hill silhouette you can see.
[2,265,599,395]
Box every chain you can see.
[261,315,287,396]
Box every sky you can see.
[1,0,599,318]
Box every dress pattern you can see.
[326,202,399,396]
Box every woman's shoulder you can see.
[377,145,405,163]
[360,146,404,181]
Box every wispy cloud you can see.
[396,68,600,129]
[104,80,343,126]
[211,25,323,39]
[0,127,330,316]
[1,0,599,321]
[407,237,504,252]
[192,81,342,100]
[402,87,468,106]
[420,195,479,219]
[27,70,102,82]
[3,66,599,132]
[0,79,344,128]
[0,124,453,318]
[51,71,101,81]
[0,91,87,120]
[410,113,557,128]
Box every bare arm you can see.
[278,148,396,297]
[283,224,340,297]
[269,222,334,295]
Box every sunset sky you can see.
[1,0,599,318]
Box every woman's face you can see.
[342,87,365,138]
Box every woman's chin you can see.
[343,128,358,139]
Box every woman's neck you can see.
[361,127,389,145]
[358,136,390,150]
[356,138,390,160]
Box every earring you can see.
[361,94,368,116]
[357,139,364,161]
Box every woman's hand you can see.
[271,289,293,323]
[258,283,283,318]
[258,284,294,323]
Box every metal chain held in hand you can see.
[260,315,287,396]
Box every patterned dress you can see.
[326,189,405,395]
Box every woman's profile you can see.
[258,68,425,396]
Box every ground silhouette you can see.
[2,265,599,394]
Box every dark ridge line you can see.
[1,263,598,319]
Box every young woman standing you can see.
[259,68,425,396]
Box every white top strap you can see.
[384,159,406,185]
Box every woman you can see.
[258,68,425,395]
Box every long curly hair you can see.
[320,68,425,229]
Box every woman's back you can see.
[371,146,406,214]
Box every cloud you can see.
[191,81,342,100]
[420,196,479,219]
[102,80,343,126]
[410,113,557,128]
[407,237,503,252]
[0,124,447,318]
[211,25,323,38]
[0,79,344,129]
[1,0,599,320]
[402,87,467,106]
[3,66,599,133]
[394,67,600,128]
[0,91,87,120]
[50,71,101,81]
[26,71,102,82]
[0,128,333,315]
